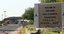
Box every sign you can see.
[34,3,62,29]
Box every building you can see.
[1,17,29,26]
[2,17,22,24]
[34,3,64,29]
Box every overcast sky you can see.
[0,0,39,21]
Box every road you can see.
[0,24,22,34]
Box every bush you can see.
[29,20,34,24]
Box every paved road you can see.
[0,24,22,34]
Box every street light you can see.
[3,11,6,18]
[1,14,3,20]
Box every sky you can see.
[0,0,40,21]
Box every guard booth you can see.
[34,3,63,32]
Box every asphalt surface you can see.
[0,24,22,34]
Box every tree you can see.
[60,0,64,2]
[40,0,64,3]
[22,7,34,21]
[56,0,62,2]
[40,0,56,3]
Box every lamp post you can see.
[1,14,3,20]
[3,11,6,18]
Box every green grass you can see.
[41,29,64,34]
[21,27,26,34]
[26,25,63,34]
[20,24,64,34]
[62,29,64,34]
[26,25,36,31]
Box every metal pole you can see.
[3,11,6,18]
[1,14,3,20]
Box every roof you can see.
[4,17,22,20]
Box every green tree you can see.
[22,7,34,21]
[61,0,64,2]
[40,0,56,3]
[56,0,62,2]
[40,0,64,3]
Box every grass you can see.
[41,29,64,34]
[21,27,26,34]
[26,24,36,31]
[26,24,64,34]
[20,24,64,34]
[62,29,64,34]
